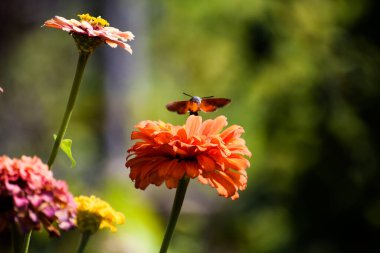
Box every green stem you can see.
[22,51,90,253]
[159,177,190,253]
[76,232,92,253]
[47,51,91,168]
[22,231,32,253]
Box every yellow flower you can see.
[77,13,110,27]
[74,195,125,234]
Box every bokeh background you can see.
[1,0,380,252]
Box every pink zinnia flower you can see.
[44,13,134,53]
[0,156,76,236]
[126,115,252,200]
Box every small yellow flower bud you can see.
[74,195,125,234]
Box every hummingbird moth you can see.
[166,93,231,115]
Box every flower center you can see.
[78,13,109,27]
[76,211,102,234]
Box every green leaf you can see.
[53,134,76,168]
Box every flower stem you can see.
[22,231,32,253]
[159,177,190,253]
[76,232,92,253]
[47,51,91,168]
[24,51,90,253]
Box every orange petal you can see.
[105,40,118,48]
[126,156,154,168]
[139,158,166,179]
[185,115,202,137]
[208,172,238,199]
[228,142,252,157]
[225,156,250,171]
[131,131,153,141]
[199,116,227,136]
[168,161,186,180]
[185,162,200,178]
[225,169,247,190]
[196,155,216,171]
[149,171,165,186]
[154,132,174,144]
[165,178,179,189]
[176,128,188,142]
[220,125,244,143]
[158,159,177,177]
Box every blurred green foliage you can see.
[1,0,380,252]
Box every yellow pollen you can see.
[78,13,110,27]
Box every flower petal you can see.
[185,162,200,178]
[197,154,216,171]
[185,115,202,137]
[199,116,227,136]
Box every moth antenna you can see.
[183,92,193,97]
[202,95,214,99]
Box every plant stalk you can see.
[47,51,90,168]
[76,232,92,253]
[159,177,190,253]
[23,51,91,253]
[22,231,32,253]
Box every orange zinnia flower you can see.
[126,115,251,200]
[44,13,134,53]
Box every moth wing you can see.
[166,101,190,114]
[200,98,231,112]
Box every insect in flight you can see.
[166,93,231,115]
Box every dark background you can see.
[1,1,380,252]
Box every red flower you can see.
[126,116,251,200]
[0,156,76,236]
[44,13,134,53]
